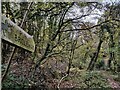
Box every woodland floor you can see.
[101,71,120,88]
[2,57,120,89]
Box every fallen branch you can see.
[57,74,68,90]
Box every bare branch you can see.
[60,19,120,32]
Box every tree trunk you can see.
[107,27,115,69]
[87,39,103,70]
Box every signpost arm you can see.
[2,2,33,82]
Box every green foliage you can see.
[116,72,120,82]
[83,72,110,88]
[2,73,29,89]
[95,60,105,70]
[67,71,111,88]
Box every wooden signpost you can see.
[1,15,35,52]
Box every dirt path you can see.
[107,78,120,88]
[101,71,120,88]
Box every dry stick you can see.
[57,74,68,90]
[1,2,33,82]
